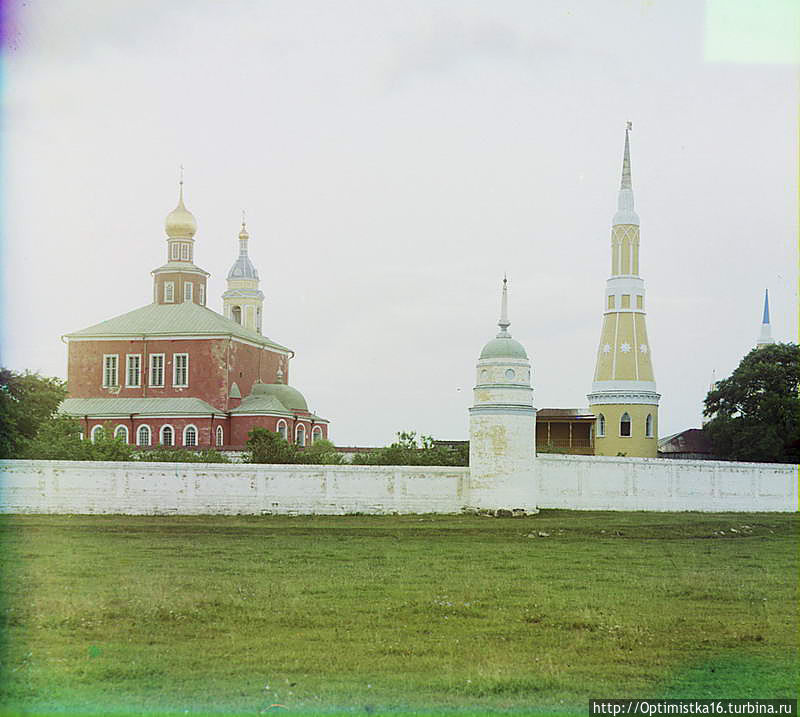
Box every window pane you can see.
[185,426,197,447]
[162,426,173,446]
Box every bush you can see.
[23,418,135,461]
[135,447,231,463]
[352,431,468,466]
[244,427,298,464]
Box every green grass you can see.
[0,511,796,716]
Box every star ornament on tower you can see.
[620,343,631,353]
[640,344,649,354]
[602,344,611,354]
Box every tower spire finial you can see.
[497,275,511,337]
[757,288,775,347]
[178,164,185,204]
[621,122,632,190]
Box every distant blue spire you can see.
[762,289,770,325]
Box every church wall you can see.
[1,456,794,515]
[67,338,284,412]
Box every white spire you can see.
[613,122,640,226]
[757,288,775,347]
[497,275,511,338]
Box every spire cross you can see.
[178,164,185,202]
[241,209,246,229]
[497,276,511,337]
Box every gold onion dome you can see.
[165,183,197,239]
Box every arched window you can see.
[90,425,104,443]
[114,425,129,443]
[216,425,224,447]
[232,306,242,325]
[160,425,174,446]
[295,424,306,447]
[137,425,151,447]
[620,412,632,437]
[645,414,654,438]
[183,425,197,447]
[276,420,287,440]
[311,426,323,444]
[597,414,605,437]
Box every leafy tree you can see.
[298,438,343,465]
[135,447,231,463]
[245,427,298,464]
[0,369,68,458]
[353,431,468,466]
[703,343,800,463]
[23,419,135,461]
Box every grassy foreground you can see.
[0,511,796,716]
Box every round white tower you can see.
[468,278,538,514]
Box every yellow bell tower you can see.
[588,124,660,457]
[222,215,265,334]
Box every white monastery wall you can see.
[0,456,795,514]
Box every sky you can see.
[1,0,798,446]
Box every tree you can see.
[245,427,298,464]
[0,369,68,458]
[23,419,136,461]
[353,431,468,466]
[298,438,343,465]
[703,343,800,463]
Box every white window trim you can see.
[198,284,205,306]
[126,354,142,388]
[276,419,288,440]
[181,243,189,260]
[645,414,654,438]
[160,424,174,446]
[90,425,104,443]
[597,414,605,437]
[149,353,165,387]
[183,282,193,302]
[164,281,175,303]
[215,425,224,447]
[295,423,306,447]
[102,354,119,388]
[137,424,152,447]
[114,425,128,442]
[171,243,179,260]
[312,426,322,443]
[183,424,198,447]
[173,353,189,387]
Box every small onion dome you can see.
[480,336,528,360]
[250,382,308,412]
[165,188,197,239]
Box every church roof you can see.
[60,397,219,417]
[227,254,259,280]
[64,301,290,352]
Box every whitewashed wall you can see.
[0,456,796,515]
[536,454,796,512]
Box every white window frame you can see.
[215,425,224,447]
[620,412,632,438]
[597,414,605,437]
[160,424,174,446]
[180,243,189,260]
[126,354,141,387]
[103,354,119,387]
[114,425,128,442]
[171,243,179,260]
[149,354,165,387]
[173,353,189,387]
[312,426,322,444]
[276,420,288,440]
[164,281,175,303]
[183,282,193,302]
[295,424,306,447]
[645,414,654,438]
[90,425,104,443]
[137,425,152,447]
[198,284,205,306]
[183,424,198,447]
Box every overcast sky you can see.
[2,0,798,446]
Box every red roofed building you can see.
[61,182,329,450]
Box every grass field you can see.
[0,511,796,716]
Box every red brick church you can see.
[60,182,329,450]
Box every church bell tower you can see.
[588,124,660,457]
[222,216,265,334]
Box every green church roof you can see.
[479,336,528,360]
[64,301,290,352]
[60,397,219,417]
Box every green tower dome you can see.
[250,382,308,411]
[480,336,528,360]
